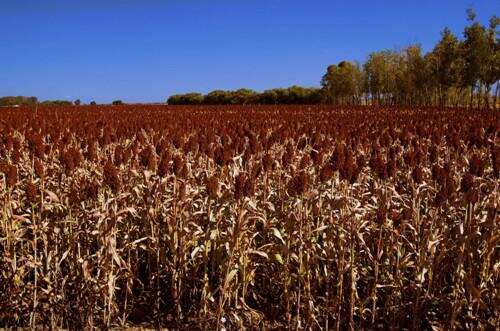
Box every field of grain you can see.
[0,105,498,329]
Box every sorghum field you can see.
[0,105,498,330]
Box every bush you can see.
[0,96,38,107]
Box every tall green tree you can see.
[483,16,500,109]
[428,28,463,106]
[322,61,363,105]
[462,9,491,108]
[363,51,400,105]
[404,45,432,106]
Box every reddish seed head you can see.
[311,148,324,166]
[11,149,21,164]
[103,160,120,192]
[27,132,45,159]
[234,173,254,200]
[68,182,81,206]
[242,149,252,166]
[340,151,356,182]
[431,164,451,186]
[460,172,474,193]
[411,165,424,184]
[263,153,273,172]
[12,137,21,151]
[402,208,412,220]
[140,146,157,171]
[281,146,293,168]
[4,134,14,151]
[404,149,415,167]
[86,141,98,162]
[388,145,399,160]
[213,146,226,166]
[158,153,171,177]
[386,157,397,179]
[371,152,387,180]
[464,188,479,204]
[248,135,260,154]
[287,171,310,197]
[349,165,361,184]
[356,154,365,169]
[329,144,345,172]
[173,155,187,177]
[26,181,38,204]
[171,135,184,149]
[83,179,100,200]
[391,209,402,228]
[1,163,18,188]
[137,131,148,145]
[429,145,438,163]
[444,177,456,197]
[299,153,311,169]
[319,164,334,183]
[114,145,124,165]
[122,147,132,164]
[469,154,484,177]
[205,175,219,200]
[60,147,83,175]
[34,158,45,179]
[186,136,199,154]
[250,163,262,180]
[8,165,18,188]
[434,188,449,206]
[414,146,425,165]
[376,203,387,224]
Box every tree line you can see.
[0,96,38,107]
[167,86,323,105]
[168,10,499,109]
[1,10,496,110]
[0,97,124,107]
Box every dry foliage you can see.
[0,104,498,330]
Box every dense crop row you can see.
[0,105,498,329]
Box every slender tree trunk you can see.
[456,87,463,108]
[438,86,443,107]
[484,84,491,110]
[495,81,499,110]
[478,82,483,109]
[470,85,474,109]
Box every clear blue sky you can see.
[1,1,498,103]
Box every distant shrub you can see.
[41,100,72,106]
[0,96,38,107]
[166,87,323,105]
[167,93,204,105]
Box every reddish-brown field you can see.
[0,105,498,329]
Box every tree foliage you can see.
[168,87,322,105]
[167,10,498,109]
[0,96,38,107]
[40,100,73,106]
[321,10,498,109]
